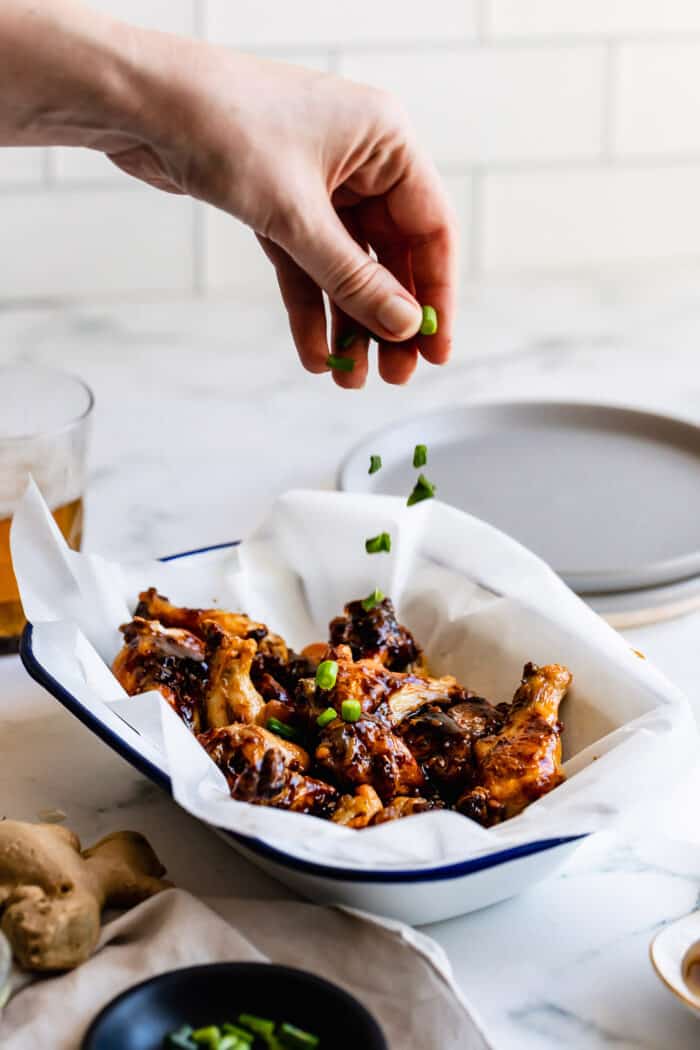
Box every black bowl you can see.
[82,961,388,1050]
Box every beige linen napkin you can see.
[0,890,490,1050]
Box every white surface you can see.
[8,1,700,299]
[2,278,700,1047]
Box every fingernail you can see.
[376,295,422,337]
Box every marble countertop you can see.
[2,273,700,1049]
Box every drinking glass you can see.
[0,365,93,654]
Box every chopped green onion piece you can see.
[192,1026,221,1048]
[279,1022,321,1050]
[218,1037,243,1050]
[407,473,436,507]
[419,305,438,336]
[413,443,427,468]
[341,698,362,723]
[316,706,337,728]
[361,588,384,611]
[238,1015,276,1039]
[326,354,355,372]
[164,1027,197,1050]
[365,532,391,554]
[368,454,382,475]
[315,660,338,691]
[222,1025,254,1044]
[221,1029,255,1045]
[337,330,359,350]
[266,717,302,743]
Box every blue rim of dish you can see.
[20,540,586,884]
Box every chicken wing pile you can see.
[113,589,571,828]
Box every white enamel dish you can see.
[19,540,588,927]
[16,483,695,927]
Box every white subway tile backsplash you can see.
[340,48,605,167]
[441,174,472,281]
[482,166,700,272]
[84,0,195,34]
[487,1,700,37]
[0,149,44,185]
[614,44,700,156]
[0,188,193,299]
[203,206,279,296]
[205,0,477,48]
[4,1,700,301]
[52,148,122,182]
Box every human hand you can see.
[0,2,457,387]
[111,44,458,387]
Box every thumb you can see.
[282,201,422,342]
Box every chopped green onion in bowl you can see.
[165,1014,321,1050]
[368,454,382,475]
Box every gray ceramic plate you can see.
[338,401,700,597]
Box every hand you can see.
[109,46,458,388]
[0,3,457,387]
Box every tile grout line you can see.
[192,0,205,39]
[41,147,56,188]
[475,0,489,41]
[191,202,205,297]
[468,169,482,282]
[601,41,618,163]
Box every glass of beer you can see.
[0,365,93,654]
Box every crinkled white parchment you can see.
[11,479,698,869]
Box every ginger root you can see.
[0,821,171,971]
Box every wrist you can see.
[0,1,151,149]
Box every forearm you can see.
[0,0,148,148]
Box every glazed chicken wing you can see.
[199,724,337,816]
[331,785,384,828]
[370,796,438,825]
[112,617,208,731]
[296,644,458,730]
[115,587,573,830]
[135,588,267,642]
[315,714,426,802]
[458,663,571,826]
[201,622,265,728]
[329,597,423,671]
[136,587,289,671]
[399,695,505,799]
